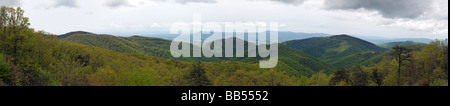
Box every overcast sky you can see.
[1,0,448,39]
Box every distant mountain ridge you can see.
[355,36,435,44]
[140,31,330,43]
[379,41,421,49]
[135,31,436,45]
[58,31,94,39]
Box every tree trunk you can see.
[398,61,401,86]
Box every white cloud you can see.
[0,0,21,6]
[17,0,449,39]
[173,0,217,4]
[279,23,286,27]
[103,0,218,8]
[151,23,162,28]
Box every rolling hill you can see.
[58,31,173,58]
[59,31,335,77]
[283,34,387,68]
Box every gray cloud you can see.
[0,0,21,6]
[105,0,132,8]
[269,0,305,5]
[54,0,78,8]
[104,0,216,8]
[173,0,217,4]
[323,0,432,19]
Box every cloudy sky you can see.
[1,0,448,39]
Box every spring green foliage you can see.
[329,51,383,68]
[60,31,335,77]
[284,35,387,68]
[324,40,448,86]
[0,6,304,86]
[0,54,11,83]
[59,32,176,60]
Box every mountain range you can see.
[283,35,387,67]
[378,41,422,49]
[59,31,335,76]
[137,31,436,45]
[59,31,431,71]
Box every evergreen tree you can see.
[187,62,211,86]
[391,45,412,86]
[370,69,383,86]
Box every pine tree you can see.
[187,62,211,86]
[391,45,412,86]
[370,69,383,86]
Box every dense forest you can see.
[0,6,448,86]
[283,35,387,68]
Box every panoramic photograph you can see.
[0,0,448,87]
[1,0,448,104]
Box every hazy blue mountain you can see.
[379,41,422,49]
[137,31,435,45]
[138,31,330,42]
[354,35,434,45]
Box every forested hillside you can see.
[58,31,176,59]
[315,40,448,86]
[284,35,387,68]
[60,32,335,77]
[326,43,428,68]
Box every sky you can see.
[0,0,448,39]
